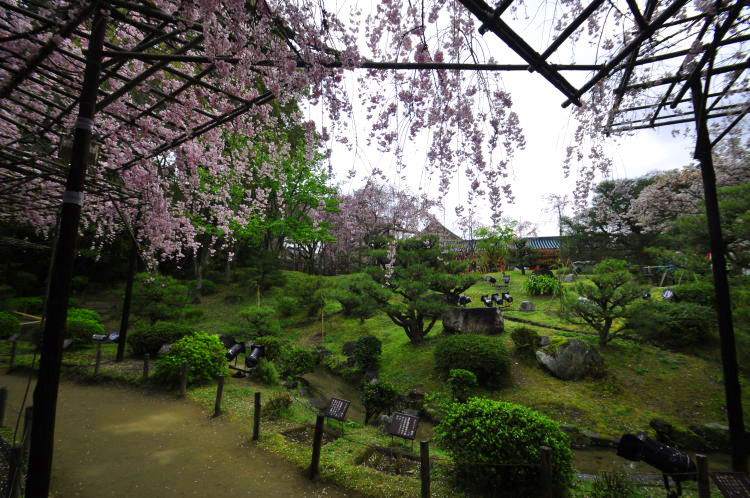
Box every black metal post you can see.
[691,80,747,473]
[143,353,150,380]
[696,454,710,498]
[179,362,189,398]
[0,387,7,427]
[8,339,17,372]
[117,237,137,362]
[420,440,430,498]
[94,341,101,374]
[252,392,261,440]
[213,376,224,417]
[26,8,106,497]
[309,414,325,480]
[540,446,553,497]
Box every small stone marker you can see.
[388,412,419,440]
[519,301,536,312]
[326,397,351,422]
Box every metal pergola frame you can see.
[1,0,749,494]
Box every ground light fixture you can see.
[220,335,264,376]
[458,295,472,307]
[491,293,502,305]
[480,295,492,307]
[618,432,696,497]
[643,291,651,299]
[503,275,510,284]
[502,293,513,304]
[484,275,497,284]
[662,289,676,301]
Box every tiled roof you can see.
[526,237,561,250]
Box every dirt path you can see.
[1,373,355,498]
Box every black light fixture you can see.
[226,342,245,361]
[484,275,497,285]
[245,345,263,368]
[618,432,695,497]
[502,292,513,304]
[220,335,263,376]
[491,293,502,305]
[643,291,651,299]
[662,289,676,301]
[503,275,510,285]
[458,295,472,307]
[480,295,492,307]
[92,334,108,342]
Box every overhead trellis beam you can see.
[625,0,649,30]
[711,103,750,146]
[0,1,96,101]
[458,0,582,103]
[539,0,606,60]
[561,0,691,108]
[623,60,750,91]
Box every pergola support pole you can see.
[691,80,747,474]
[25,7,106,497]
[117,237,137,362]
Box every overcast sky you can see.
[314,1,698,237]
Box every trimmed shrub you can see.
[523,274,561,296]
[127,321,193,356]
[434,334,510,387]
[132,273,190,324]
[180,305,204,322]
[333,274,386,323]
[0,312,20,339]
[352,335,382,371]
[435,398,573,497]
[264,393,293,420]
[626,300,715,349]
[66,318,104,346]
[239,305,282,337]
[276,296,298,317]
[252,336,287,362]
[510,326,543,356]
[4,297,43,315]
[187,279,217,297]
[362,380,400,424]
[672,281,715,308]
[155,332,228,385]
[67,307,101,323]
[280,347,317,377]
[448,368,477,402]
[255,358,279,385]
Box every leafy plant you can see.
[560,259,644,345]
[188,279,217,296]
[65,318,104,346]
[510,326,543,357]
[448,369,477,402]
[279,347,317,377]
[333,274,388,324]
[435,398,573,497]
[590,472,640,498]
[625,300,715,349]
[252,336,287,362]
[239,305,282,337]
[264,393,293,420]
[180,305,204,322]
[672,281,715,308]
[3,297,43,315]
[155,332,228,385]
[352,335,382,371]
[275,296,298,317]
[434,334,510,387]
[362,380,400,424]
[132,273,190,324]
[255,358,279,385]
[67,307,101,323]
[523,274,561,296]
[0,311,20,339]
[128,321,193,356]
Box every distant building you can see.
[525,236,561,266]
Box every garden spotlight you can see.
[458,295,472,307]
[245,345,263,368]
[484,275,497,284]
[480,295,492,307]
[643,291,651,299]
[617,432,695,497]
[502,293,513,304]
[662,289,676,301]
[491,293,502,305]
[503,275,510,285]
[226,342,245,361]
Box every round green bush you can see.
[362,380,400,424]
[352,335,382,370]
[280,347,317,377]
[672,281,715,308]
[155,332,228,385]
[435,398,573,496]
[523,274,561,296]
[264,393,293,420]
[132,273,190,324]
[128,321,193,356]
[626,300,714,349]
[434,334,510,386]
[180,305,204,322]
[276,296,298,316]
[4,297,43,315]
[252,336,287,362]
[448,368,477,402]
[239,305,282,337]
[510,326,543,356]
[255,358,279,385]
[0,312,20,339]
[67,307,101,323]
[66,318,104,346]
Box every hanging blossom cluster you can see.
[0,0,361,261]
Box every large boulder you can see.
[442,307,504,335]
[535,337,606,380]
[519,301,536,312]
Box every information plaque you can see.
[326,397,351,421]
[387,412,419,440]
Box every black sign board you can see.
[388,412,419,440]
[326,398,351,421]
[711,472,750,497]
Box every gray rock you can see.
[539,336,551,346]
[563,274,577,282]
[374,414,392,428]
[157,343,172,356]
[442,307,504,335]
[519,301,536,312]
[535,338,606,380]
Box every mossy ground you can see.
[3,269,746,497]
